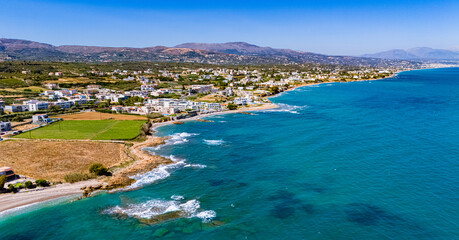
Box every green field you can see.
[14,120,146,140]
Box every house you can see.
[0,167,16,180]
[45,83,59,90]
[87,85,101,90]
[53,100,73,109]
[32,114,50,124]
[0,122,12,132]
[234,97,253,105]
[4,104,28,113]
[111,105,124,113]
[55,72,63,76]
[21,70,31,74]
[188,85,212,94]
[25,100,50,111]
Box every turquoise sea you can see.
[1,68,458,239]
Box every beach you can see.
[0,180,99,213]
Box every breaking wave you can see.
[203,139,225,146]
[104,197,216,223]
[126,155,207,189]
[127,155,185,189]
[260,103,306,114]
[155,132,199,150]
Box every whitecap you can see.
[259,103,306,114]
[155,132,199,150]
[171,195,184,201]
[203,139,225,146]
[104,198,216,223]
[196,210,217,223]
[126,156,186,189]
[184,164,207,169]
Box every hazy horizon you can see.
[1,0,459,55]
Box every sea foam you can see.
[104,197,216,223]
[155,132,199,150]
[203,139,225,146]
[260,103,306,114]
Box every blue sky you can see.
[1,0,458,55]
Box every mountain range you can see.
[362,47,459,60]
[0,38,418,67]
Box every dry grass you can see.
[0,140,130,182]
[196,94,228,103]
[12,123,38,131]
[58,111,147,120]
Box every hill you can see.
[0,38,417,67]
[362,47,459,60]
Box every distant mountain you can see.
[175,42,300,56]
[362,47,459,60]
[0,38,418,67]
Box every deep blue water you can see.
[1,68,458,239]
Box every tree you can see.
[269,86,280,94]
[89,163,109,176]
[24,181,34,189]
[36,179,49,187]
[0,175,6,189]
[227,103,238,110]
[49,105,62,112]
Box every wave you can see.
[259,103,306,114]
[127,155,186,189]
[185,163,207,169]
[126,155,206,189]
[155,132,199,150]
[104,197,216,223]
[203,139,225,146]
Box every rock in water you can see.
[153,228,169,237]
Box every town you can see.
[0,62,397,137]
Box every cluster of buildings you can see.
[0,66,396,134]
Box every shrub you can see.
[89,163,109,176]
[146,113,163,119]
[0,175,6,189]
[24,181,34,189]
[64,173,93,183]
[35,179,49,187]
[14,182,23,189]
[8,184,16,192]
[227,103,238,110]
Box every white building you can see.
[0,122,12,132]
[25,100,50,111]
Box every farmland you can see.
[13,120,146,140]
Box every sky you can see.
[1,0,459,55]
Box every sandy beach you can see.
[151,102,279,130]
[0,180,99,213]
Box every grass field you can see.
[14,120,146,140]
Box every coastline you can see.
[0,180,99,214]
[0,73,399,216]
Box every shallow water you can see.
[1,68,458,239]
